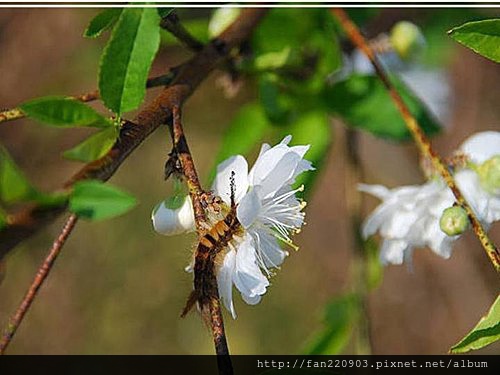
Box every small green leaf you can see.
[303,294,359,354]
[99,8,161,115]
[20,96,112,128]
[208,8,241,38]
[84,8,122,38]
[450,295,500,353]
[449,19,500,63]
[324,74,441,141]
[69,180,137,221]
[63,127,119,162]
[208,103,271,184]
[0,146,38,204]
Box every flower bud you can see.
[439,206,469,236]
[152,195,195,236]
[477,155,500,194]
[390,21,425,61]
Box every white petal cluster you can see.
[360,131,500,266]
[212,135,313,318]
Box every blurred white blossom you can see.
[360,131,500,266]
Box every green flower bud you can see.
[390,21,425,61]
[439,206,469,236]
[477,155,500,194]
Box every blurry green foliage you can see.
[99,8,161,115]
[451,295,500,353]
[276,111,332,198]
[69,180,137,221]
[364,237,383,290]
[303,294,360,354]
[324,74,440,140]
[449,18,500,63]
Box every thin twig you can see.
[331,8,500,272]
[0,72,177,125]
[0,214,78,355]
[0,9,267,260]
[160,11,204,52]
[171,105,232,372]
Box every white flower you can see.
[212,135,313,318]
[152,195,195,235]
[359,180,455,264]
[360,131,500,265]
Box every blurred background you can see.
[0,7,499,354]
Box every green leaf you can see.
[63,126,119,162]
[278,111,332,196]
[449,19,500,63]
[20,96,112,128]
[208,8,241,38]
[99,8,161,115]
[450,295,500,353]
[208,103,271,184]
[303,294,359,354]
[84,8,122,38]
[69,180,137,221]
[0,146,38,204]
[324,74,441,141]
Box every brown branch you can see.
[331,8,500,272]
[171,105,232,371]
[0,214,78,355]
[0,72,177,125]
[0,9,267,261]
[160,11,204,52]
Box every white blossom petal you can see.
[212,155,249,205]
[460,131,500,164]
[233,236,269,302]
[217,249,237,319]
[252,229,288,269]
[237,187,262,229]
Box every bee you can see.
[181,172,241,319]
